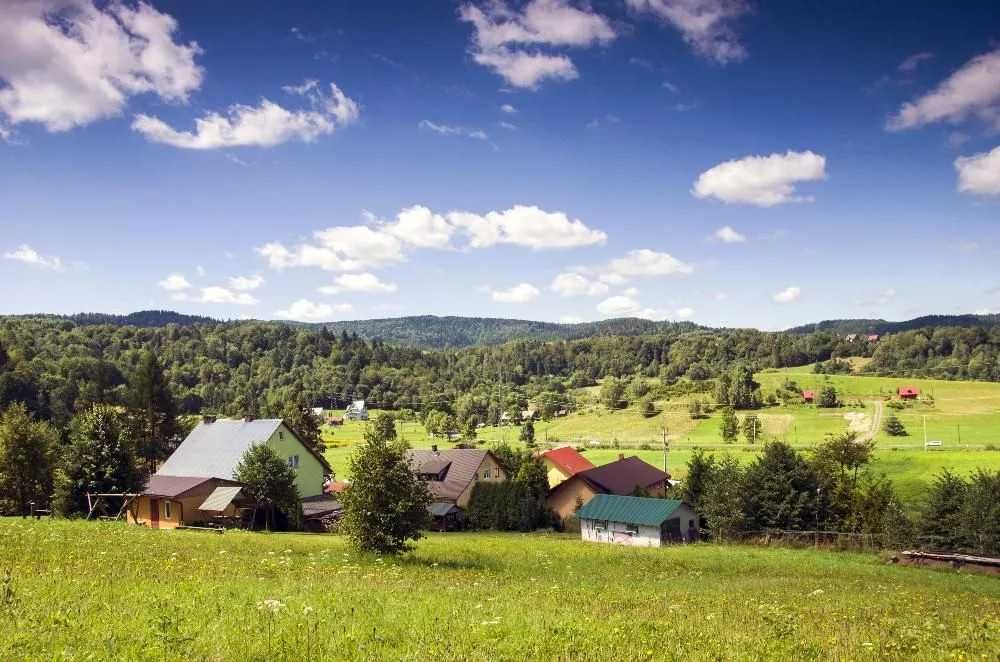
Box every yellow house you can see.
[539,446,595,488]
[130,417,331,529]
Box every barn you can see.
[576,494,699,547]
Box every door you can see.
[149,498,160,529]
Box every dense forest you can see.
[3,315,1000,433]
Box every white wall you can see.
[581,518,662,547]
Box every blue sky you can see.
[1,0,999,329]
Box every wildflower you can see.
[303,605,314,616]
[809,589,824,596]
[257,599,285,613]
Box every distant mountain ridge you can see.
[5,310,1000,349]
[785,314,1000,336]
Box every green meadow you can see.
[320,368,1000,505]
[1,519,996,660]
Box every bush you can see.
[883,415,907,437]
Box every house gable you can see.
[263,422,328,498]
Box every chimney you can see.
[202,415,216,424]
[618,453,625,461]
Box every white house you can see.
[345,399,368,421]
[576,494,699,548]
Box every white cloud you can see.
[550,272,609,297]
[0,0,202,132]
[318,272,398,295]
[626,0,749,64]
[198,286,256,305]
[713,225,746,243]
[227,274,264,291]
[887,49,1000,132]
[259,204,605,274]
[772,286,801,303]
[898,51,934,73]
[500,104,518,114]
[459,0,615,88]
[492,282,540,303]
[622,287,639,297]
[597,295,641,316]
[418,120,488,141]
[675,306,695,319]
[602,249,693,281]
[955,146,1000,196]
[276,298,352,322]
[449,205,607,249]
[133,82,359,149]
[3,244,64,271]
[499,121,518,130]
[693,150,827,206]
[158,273,191,291]
[382,205,457,249]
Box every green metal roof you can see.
[576,495,685,526]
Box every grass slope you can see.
[1,520,996,660]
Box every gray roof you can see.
[145,475,215,497]
[156,419,284,480]
[406,449,492,502]
[301,495,342,518]
[428,502,461,517]
[198,486,243,512]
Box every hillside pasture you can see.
[0,520,996,660]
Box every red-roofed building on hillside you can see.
[898,386,920,399]
[867,334,880,342]
[540,446,596,488]
[802,390,815,403]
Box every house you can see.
[311,407,324,417]
[327,415,344,426]
[577,494,699,547]
[540,446,595,488]
[345,400,368,421]
[129,417,332,529]
[406,447,508,525]
[898,386,920,400]
[520,407,537,421]
[845,334,858,342]
[547,455,670,522]
[802,390,815,403]
[867,334,880,342]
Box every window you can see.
[482,469,491,479]
[288,455,299,469]
[163,501,172,519]
[278,431,284,440]
[625,523,639,535]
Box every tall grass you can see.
[1,520,996,660]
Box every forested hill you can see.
[13,310,219,328]
[786,314,1000,336]
[309,316,702,348]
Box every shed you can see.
[802,390,815,403]
[576,495,699,547]
[898,386,920,399]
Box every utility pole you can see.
[923,415,928,450]
[661,426,669,474]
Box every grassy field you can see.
[320,368,1000,505]
[1,519,997,660]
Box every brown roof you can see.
[576,456,669,495]
[144,475,218,498]
[406,449,494,502]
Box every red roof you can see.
[898,386,920,396]
[542,446,595,477]
[802,390,815,399]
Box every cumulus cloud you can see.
[597,295,641,316]
[259,204,605,275]
[772,286,801,303]
[226,274,264,291]
[955,145,1000,196]
[603,249,693,281]
[276,298,352,322]
[197,286,256,305]
[318,272,398,295]
[550,272,609,297]
[459,0,615,88]
[500,104,518,114]
[675,306,695,319]
[0,0,202,132]
[492,282,541,303]
[3,244,64,271]
[418,120,488,141]
[713,225,746,243]
[158,273,191,291]
[626,0,750,64]
[693,150,827,206]
[133,81,359,149]
[887,49,1000,132]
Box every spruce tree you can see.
[125,350,178,473]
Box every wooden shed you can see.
[576,495,699,548]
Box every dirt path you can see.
[860,399,883,443]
